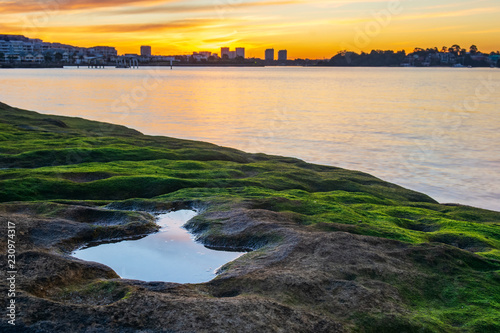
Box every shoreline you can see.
[0,63,64,69]
[1,102,500,332]
[0,67,498,213]
[2,62,498,69]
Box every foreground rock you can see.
[1,202,499,332]
[1,103,499,332]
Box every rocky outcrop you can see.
[1,201,497,332]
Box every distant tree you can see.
[345,51,361,65]
[329,51,359,66]
[322,44,496,67]
[208,55,215,62]
[0,52,4,62]
[449,44,461,55]
[221,54,229,60]
[327,50,404,67]
[44,54,53,62]
[54,52,63,62]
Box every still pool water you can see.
[72,210,245,283]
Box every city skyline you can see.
[1,0,499,58]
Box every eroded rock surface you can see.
[2,202,497,332]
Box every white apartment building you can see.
[0,40,35,55]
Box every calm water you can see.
[72,210,245,283]
[0,67,499,211]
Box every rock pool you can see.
[72,210,245,283]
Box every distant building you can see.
[0,34,31,42]
[235,47,245,58]
[23,54,34,62]
[0,39,34,55]
[198,51,212,58]
[278,50,287,61]
[265,48,274,61]
[439,52,454,64]
[221,47,230,59]
[140,45,152,57]
[220,47,245,60]
[192,51,212,61]
[89,46,117,58]
[192,53,204,62]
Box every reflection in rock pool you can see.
[72,210,245,283]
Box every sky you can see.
[1,0,499,58]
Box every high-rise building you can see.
[235,47,245,58]
[265,48,274,61]
[221,47,230,59]
[278,50,287,61]
[140,45,152,57]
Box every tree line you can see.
[318,45,500,67]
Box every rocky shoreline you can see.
[3,200,499,332]
[1,102,499,332]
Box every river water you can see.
[0,66,498,211]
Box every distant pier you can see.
[116,57,139,69]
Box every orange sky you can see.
[1,0,499,58]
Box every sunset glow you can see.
[1,0,499,58]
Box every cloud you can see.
[414,0,491,11]
[464,29,500,35]
[0,0,305,15]
[394,6,500,21]
[6,18,227,34]
[0,0,169,13]
[335,5,500,25]
[99,0,304,16]
[90,19,220,33]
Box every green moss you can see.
[1,102,500,332]
[53,280,131,305]
[351,312,441,333]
